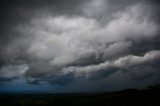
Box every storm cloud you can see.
[0,0,160,92]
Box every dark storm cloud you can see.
[0,0,85,55]
[0,0,160,92]
[0,0,92,69]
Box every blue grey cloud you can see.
[0,0,160,92]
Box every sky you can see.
[0,0,160,93]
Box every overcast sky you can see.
[0,0,160,93]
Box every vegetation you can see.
[0,85,159,106]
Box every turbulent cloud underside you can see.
[0,0,160,92]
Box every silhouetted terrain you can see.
[0,86,160,106]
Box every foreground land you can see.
[0,88,160,106]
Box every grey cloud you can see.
[63,50,160,76]
[0,0,160,91]
[0,64,28,81]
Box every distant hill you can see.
[0,86,160,106]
